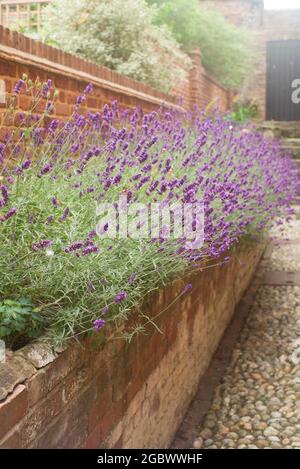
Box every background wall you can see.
[203,0,300,119]
[0,25,231,137]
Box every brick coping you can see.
[0,25,180,108]
[0,43,182,110]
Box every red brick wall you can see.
[187,49,231,112]
[0,240,264,449]
[173,49,231,111]
[0,26,232,137]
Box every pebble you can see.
[268,436,280,442]
[204,439,213,446]
[199,429,213,440]
[243,423,252,431]
[193,438,203,449]
[271,411,282,419]
[192,216,300,449]
[256,439,269,448]
[264,427,279,437]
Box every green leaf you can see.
[0,326,10,337]
[18,297,33,305]
[3,300,18,306]
[24,128,31,139]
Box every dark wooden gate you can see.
[266,40,300,121]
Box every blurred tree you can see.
[146,0,252,88]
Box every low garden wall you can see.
[0,239,264,449]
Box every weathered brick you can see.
[0,60,17,77]
[61,416,89,449]
[3,78,12,93]
[0,385,27,441]
[31,410,73,449]
[27,369,47,408]
[88,386,112,432]
[55,102,70,116]
[0,428,20,449]
[85,424,101,449]
[0,356,35,401]
[67,93,77,105]
[45,345,82,392]
[18,95,32,112]
[86,97,99,109]
[54,75,69,90]
[16,342,57,369]
[63,367,91,405]
[59,91,66,103]
[20,386,63,447]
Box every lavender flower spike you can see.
[93,318,106,331]
[114,291,127,303]
[182,284,193,294]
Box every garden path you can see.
[172,207,300,449]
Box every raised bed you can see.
[0,239,264,449]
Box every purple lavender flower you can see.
[14,79,25,95]
[28,214,35,224]
[32,240,53,251]
[46,216,54,225]
[82,245,98,256]
[1,185,8,201]
[88,230,97,239]
[59,207,70,222]
[182,284,192,294]
[42,79,52,99]
[64,241,84,253]
[76,95,85,106]
[0,185,9,208]
[38,163,52,177]
[21,159,31,170]
[114,291,127,303]
[84,83,93,95]
[45,102,54,114]
[128,273,136,285]
[0,207,17,222]
[1,92,299,342]
[93,318,106,331]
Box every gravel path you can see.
[193,212,300,450]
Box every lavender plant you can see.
[0,77,299,347]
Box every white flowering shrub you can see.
[40,0,190,92]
